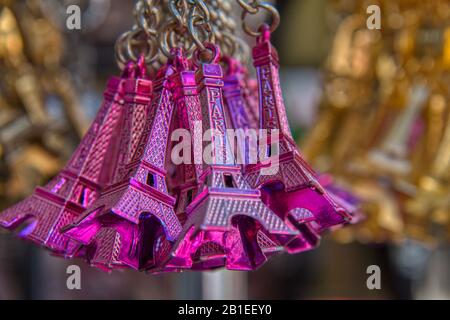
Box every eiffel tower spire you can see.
[62,56,182,271]
[166,45,297,271]
[0,62,136,254]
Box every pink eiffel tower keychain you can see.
[62,53,182,271]
[166,44,297,271]
[243,77,260,131]
[244,25,353,253]
[222,55,287,258]
[0,61,137,255]
[222,56,257,165]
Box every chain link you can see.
[237,0,259,14]
[115,0,280,69]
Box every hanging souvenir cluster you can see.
[0,0,87,205]
[303,0,450,244]
[0,0,359,273]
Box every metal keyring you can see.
[241,2,280,37]
[233,35,251,63]
[187,3,213,51]
[188,0,211,23]
[193,42,220,66]
[219,31,238,57]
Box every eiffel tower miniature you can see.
[222,56,260,136]
[244,25,352,253]
[165,45,297,271]
[62,55,182,271]
[221,57,361,232]
[0,62,138,255]
[222,56,258,165]
[243,77,260,131]
[222,56,287,259]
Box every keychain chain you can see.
[115,0,279,69]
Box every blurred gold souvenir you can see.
[0,1,87,205]
[303,0,450,244]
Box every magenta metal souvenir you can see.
[242,76,260,131]
[244,25,353,253]
[0,62,135,255]
[165,45,297,271]
[62,56,182,271]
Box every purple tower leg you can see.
[244,78,260,131]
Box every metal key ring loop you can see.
[220,31,238,57]
[169,27,199,56]
[241,2,280,37]
[188,17,214,51]
[169,0,189,26]
[135,3,159,37]
[161,19,197,57]
[187,3,213,52]
[115,30,133,67]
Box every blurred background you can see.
[0,0,449,299]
